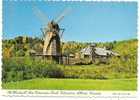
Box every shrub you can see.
[16,49,25,56]
[46,64,64,78]
[2,57,65,82]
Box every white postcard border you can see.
[0,0,139,99]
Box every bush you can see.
[2,57,64,82]
[16,49,25,56]
[46,64,64,78]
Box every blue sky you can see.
[3,1,137,42]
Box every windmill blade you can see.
[32,3,49,25]
[59,28,65,39]
[55,7,71,23]
[40,28,46,39]
[38,33,44,41]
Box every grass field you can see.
[2,78,137,90]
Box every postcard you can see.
[0,0,139,100]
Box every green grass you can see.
[2,78,137,90]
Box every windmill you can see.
[32,4,70,63]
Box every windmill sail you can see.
[55,8,71,23]
[32,3,49,27]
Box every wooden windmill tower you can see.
[42,20,64,62]
[33,5,70,63]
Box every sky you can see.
[3,1,137,42]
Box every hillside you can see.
[2,36,137,58]
[2,37,138,83]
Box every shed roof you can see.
[80,46,119,56]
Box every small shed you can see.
[80,45,120,63]
[81,46,119,57]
